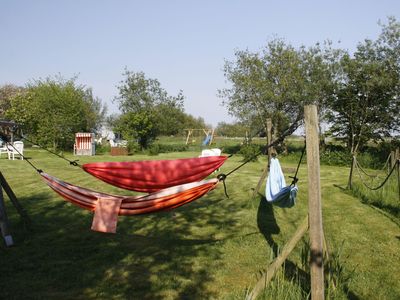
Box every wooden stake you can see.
[348,156,355,189]
[266,118,273,164]
[397,159,400,203]
[0,171,30,225]
[185,129,192,145]
[0,186,13,247]
[304,104,324,300]
[252,118,273,198]
[391,150,396,169]
[246,216,309,300]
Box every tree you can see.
[182,114,209,131]
[6,76,106,150]
[325,18,400,154]
[215,121,248,137]
[219,38,335,142]
[114,70,186,148]
[0,84,24,118]
[154,102,186,136]
[113,111,157,149]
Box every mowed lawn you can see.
[0,149,399,299]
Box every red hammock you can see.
[82,156,227,192]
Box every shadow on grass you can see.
[257,195,280,257]
[256,195,312,295]
[0,189,244,299]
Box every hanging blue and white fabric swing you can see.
[265,157,298,208]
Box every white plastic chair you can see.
[199,148,222,157]
[7,141,24,160]
[199,148,222,172]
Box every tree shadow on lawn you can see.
[1,189,244,300]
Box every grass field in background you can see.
[0,147,399,299]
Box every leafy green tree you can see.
[113,111,157,149]
[154,102,186,136]
[6,76,106,150]
[182,114,209,131]
[216,121,248,137]
[219,38,335,142]
[114,70,186,148]
[325,18,400,154]
[0,84,24,118]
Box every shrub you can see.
[146,143,189,155]
[95,143,110,155]
[239,144,263,162]
[127,141,141,154]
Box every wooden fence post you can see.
[391,150,396,169]
[0,186,13,247]
[397,158,400,202]
[348,156,355,189]
[252,118,273,198]
[304,104,324,300]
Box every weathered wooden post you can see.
[391,150,396,169]
[396,148,400,201]
[266,118,273,165]
[397,157,400,202]
[304,104,324,300]
[0,185,14,247]
[348,156,356,189]
[252,118,273,198]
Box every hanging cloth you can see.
[40,172,219,233]
[82,156,227,193]
[265,157,298,208]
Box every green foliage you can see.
[325,17,400,154]
[113,111,158,150]
[0,84,24,118]
[219,38,336,139]
[113,70,193,148]
[115,69,184,114]
[126,140,141,154]
[239,144,262,162]
[182,114,209,131]
[215,121,249,137]
[95,143,110,155]
[320,147,351,167]
[5,76,106,150]
[221,144,242,154]
[152,143,188,153]
[154,103,186,136]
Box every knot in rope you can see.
[69,160,79,166]
[289,176,299,186]
[217,173,229,198]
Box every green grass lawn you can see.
[0,149,399,299]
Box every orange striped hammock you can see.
[41,173,219,233]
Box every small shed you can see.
[74,133,95,156]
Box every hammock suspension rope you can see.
[353,156,399,191]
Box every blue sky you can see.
[1,0,399,126]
